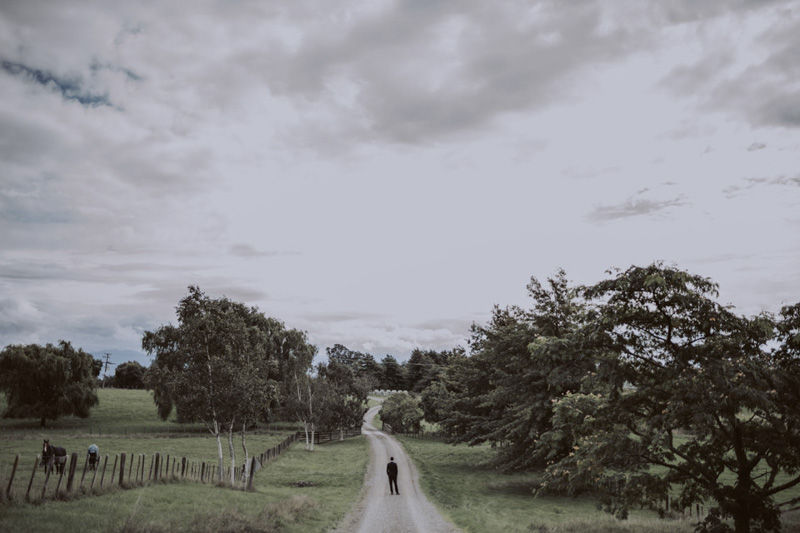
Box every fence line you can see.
[2,424,363,504]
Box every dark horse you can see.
[40,439,67,475]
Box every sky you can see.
[1,0,800,367]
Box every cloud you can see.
[723,174,800,197]
[1,60,114,108]
[587,194,688,222]
[658,3,800,130]
[250,0,646,146]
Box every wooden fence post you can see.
[79,454,89,489]
[140,454,145,483]
[99,455,109,488]
[55,458,67,494]
[119,453,126,486]
[128,452,134,482]
[148,455,154,481]
[181,457,186,478]
[66,452,79,491]
[110,455,119,485]
[41,462,52,500]
[90,456,100,489]
[153,453,160,483]
[6,454,19,499]
[246,457,257,491]
[26,456,39,501]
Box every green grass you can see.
[0,389,370,532]
[397,434,800,533]
[0,388,297,436]
[0,437,369,533]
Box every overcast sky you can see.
[2,0,799,365]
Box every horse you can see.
[87,443,99,471]
[40,439,67,475]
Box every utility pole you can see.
[102,353,115,388]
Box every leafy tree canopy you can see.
[0,341,99,427]
[143,286,316,483]
[539,263,800,533]
[431,269,591,471]
[113,361,147,389]
[380,393,423,434]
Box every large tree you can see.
[0,341,99,427]
[540,264,800,533]
[432,270,591,471]
[143,286,316,484]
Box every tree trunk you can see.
[214,421,224,484]
[340,426,344,441]
[227,422,236,486]
[240,422,249,489]
[302,420,310,451]
[309,422,315,452]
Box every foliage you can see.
[405,348,462,393]
[325,344,381,389]
[317,359,370,436]
[380,393,423,434]
[0,341,99,427]
[539,263,800,533]
[142,286,316,482]
[380,354,406,390]
[430,269,590,471]
[113,361,147,389]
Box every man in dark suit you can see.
[387,457,399,495]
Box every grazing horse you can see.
[40,439,67,475]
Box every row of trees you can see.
[322,343,461,393]
[142,286,372,485]
[414,264,800,533]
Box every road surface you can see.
[331,404,461,533]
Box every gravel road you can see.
[331,404,462,533]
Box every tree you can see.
[285,370,326,451]
[380,355,406,390]
[432,270,590,471]
[317,359,370,439]
[540,264,800,533]
[0,341,99,427]
[405,348,458,393]
[326,344,381,390]
[380,393,423,434]
[114,361,147,389]
[143,286,315,485]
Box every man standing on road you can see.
[387,456,399,495]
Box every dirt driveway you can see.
[331,404,461,533]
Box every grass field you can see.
[396,434,800,533]
[0,388,370,533]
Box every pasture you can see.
[396,434,800,533]
[0,388,370,533]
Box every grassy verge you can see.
[398,434,704,533]
[0,435,369,533]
